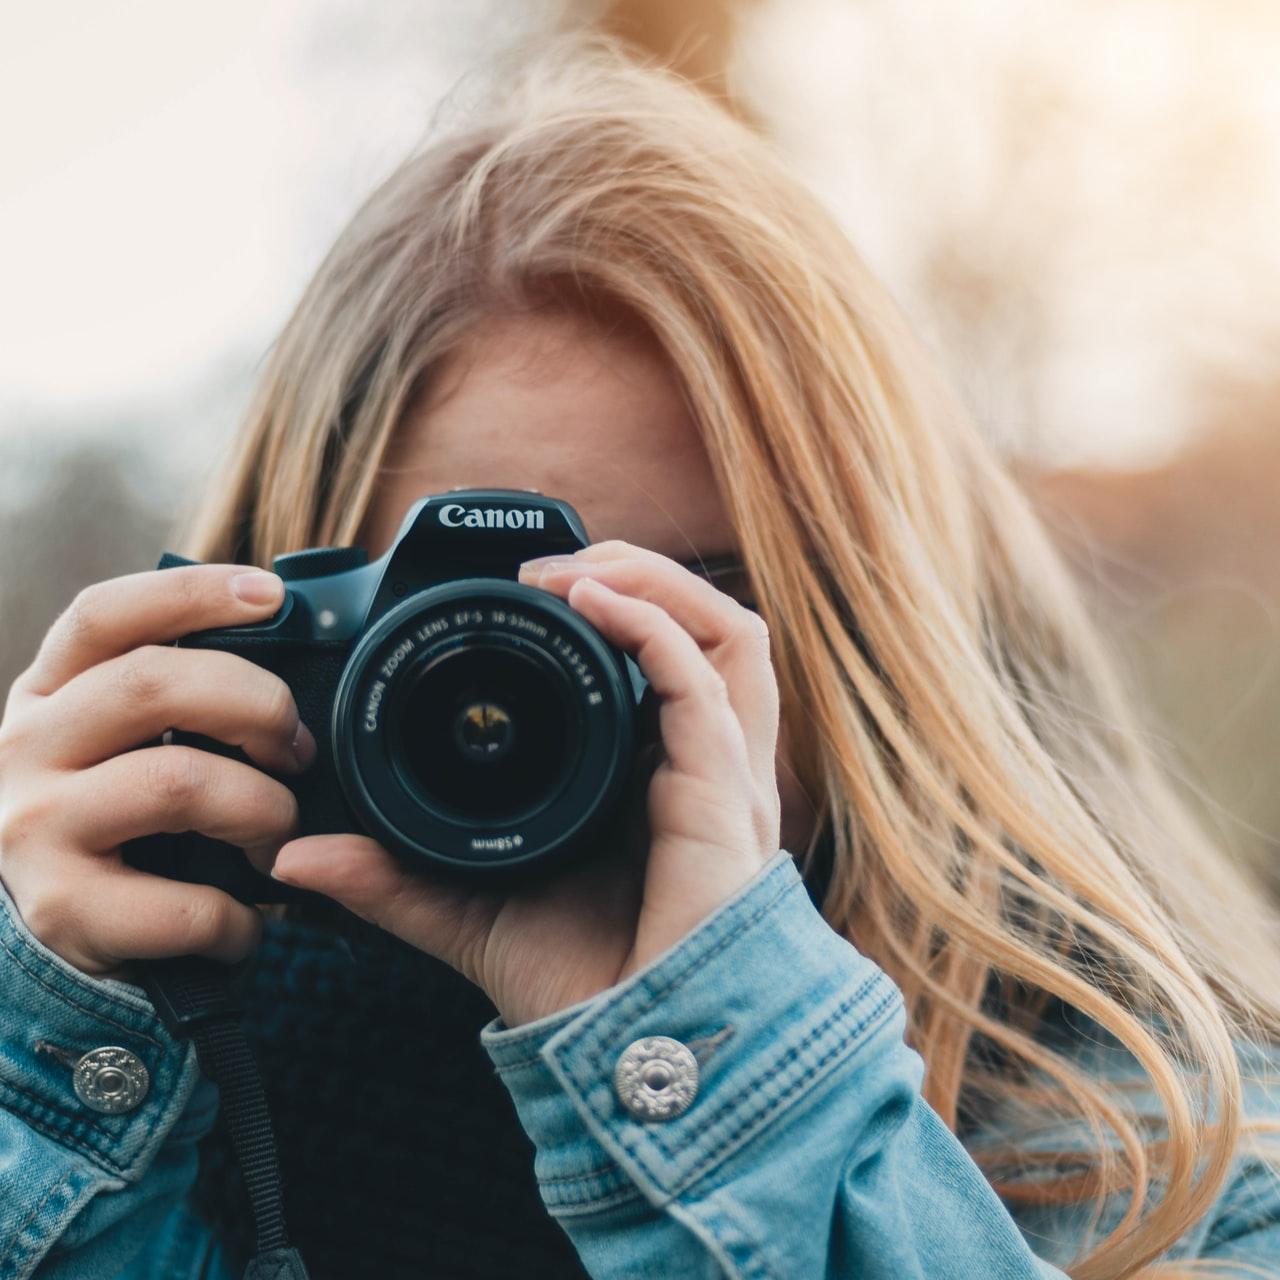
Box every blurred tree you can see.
[0,432,181,694]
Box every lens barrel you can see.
[331,579,637,873]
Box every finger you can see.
[56,746,300,871]
[521,540,749,649]
[17,564,285,699]
[270,834,490,976]
[564,576,753,790]
[17,859,263,972]
[528,550,779,795]
[43,646,314,775]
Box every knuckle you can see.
[0,794,45,853]
[4,667,35,708]
[258,782,300,841]
[278,787,301,836]
[258,676,298,737]
[728,606,770,648]
[702,665,731,703]
[146,747,207,813]
[176,892,232,951]
[67,581,108,631]
[741,608,770,643]
[590,539,631,558]
[0,712,30,775]
[116,645,168,706]
[61,583,111,651]
[154,566,203,619]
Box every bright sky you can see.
[3,1,1279,467]
[0,0,493,416]
[3,2,299,408]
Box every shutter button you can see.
[614,1036,699,1122]
[73,1047,150,1114]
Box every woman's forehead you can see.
[361,312,737,560]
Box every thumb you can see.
[270,834,493,979]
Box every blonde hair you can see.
[185,40,1280,1279]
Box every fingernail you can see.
[519,558,581,583]
[232,571,284,605]
[292,720,317,769]
[519,555,577,580]
[268,849,296,882]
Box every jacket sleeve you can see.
[0,877,220,1280]
[1196,1038,1280,1274]
[481,851,1072,1279]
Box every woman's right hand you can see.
[0,563,316,983]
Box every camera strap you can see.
[139,956,311,1280]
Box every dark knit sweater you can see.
[191,893,589,1279]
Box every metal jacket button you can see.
[614,1036,699,1122]
[73,1046,150,1114]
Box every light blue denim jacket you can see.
[1,851,1277,1279]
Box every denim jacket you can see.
[1,851,1277,1279]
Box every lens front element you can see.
[396,642,572,823]
[453,698,515,764]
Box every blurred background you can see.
[3,0,1277,894]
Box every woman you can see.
[0,40,1277,1280]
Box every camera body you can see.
[124,489,655,904]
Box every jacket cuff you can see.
[481,851,902,1216]
[0,878,210,1181]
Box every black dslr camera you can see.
[124,489,656,903]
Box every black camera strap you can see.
[139,956,311,1280]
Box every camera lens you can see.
[332,579,640,873]
[394,643,575,823]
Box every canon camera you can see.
[124,489,656,903]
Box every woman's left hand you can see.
[269,540,782,1027]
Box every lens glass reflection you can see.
[396,644,572,821]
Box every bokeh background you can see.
[4,0,1278,894]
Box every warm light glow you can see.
[4,1,1280,467]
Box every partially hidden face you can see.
[357,309,818,860]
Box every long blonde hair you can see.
[185,40,1280,1279]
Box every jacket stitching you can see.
[678,988,901,1182]
[494,870,797,1074]
[537,1159,622,1186]
[565,872,802,1079]
[653,975,892,1157]
[607,985,900,1194]
[491,1051,545,1073]
[498,873,798,1081]
[548,1181,644,1217]
[0,1071,119,1142]
[692,1193,784,1280]
[0,929,164,1048]
[0,1172,75,1274]
[483,1011,580,1051]
[0,1079,138,1178]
